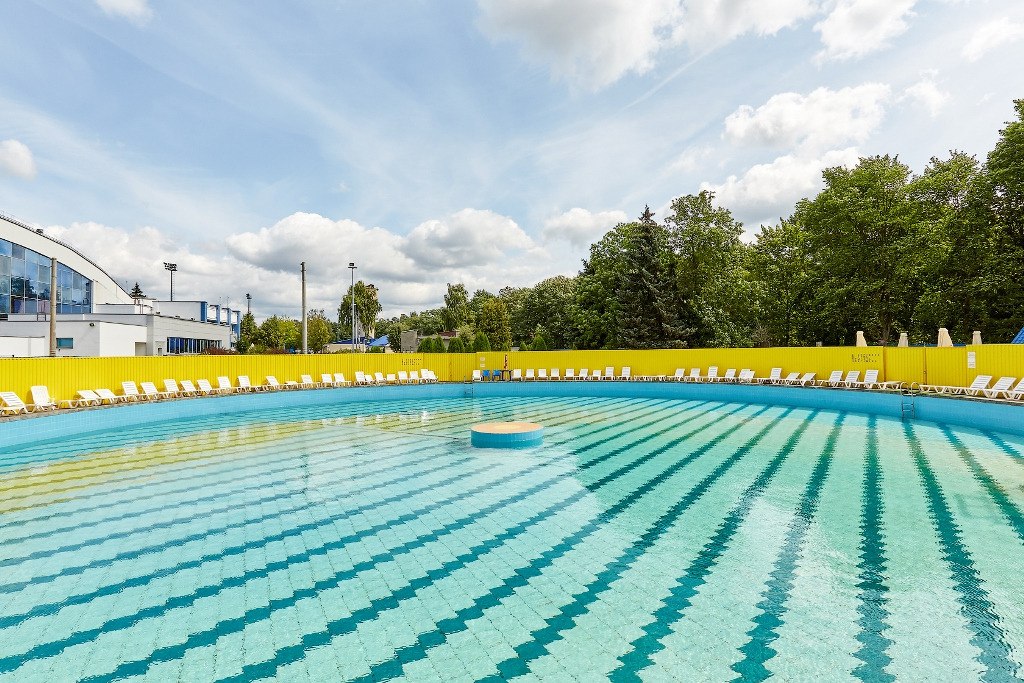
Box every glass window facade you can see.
[166,337,222,355]
[0,238,92,315]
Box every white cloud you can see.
[962,19,1024,62]
[0,139,37,180]
[724,84,891,151]
[542,208,627,247]
[815,0,917,61]
[95,0,152,23]
[477,0,824,89]
[477,0,684,90]
[702,147,860,224]
[42,209,568,319]
[401,208,537,269]
[901,75,949,117]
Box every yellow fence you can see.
[1,346,1022,404]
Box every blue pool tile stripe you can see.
[157,405,778,683]
[353,406,789,683]
[608,411,817,681]
[0,397,682,664]
[851,416,895,682]
[730,413,846,682]
[941,427,1024,544]
[902,422,1018,681]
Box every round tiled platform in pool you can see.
[470,421,544,448]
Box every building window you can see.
[56,337,74,349]
[0,238,93,316]
[166,337,222,355]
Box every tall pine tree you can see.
[615,207,686,349]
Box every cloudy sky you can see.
[1,0,1022,319]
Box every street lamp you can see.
[245,293,251,315]
[163,262,177,301]
[348,262,357,352]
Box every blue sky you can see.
[1,0,1023,318]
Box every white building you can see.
[0,212,240,357]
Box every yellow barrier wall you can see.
[2,345,1022,404]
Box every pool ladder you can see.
[900,383,920,420]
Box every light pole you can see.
[348,262,357,352]
[163,262,177,301]
[245,293,251,315]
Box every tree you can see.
[338,281,382,341]
[129,282,146,299]
[417,337,434,352]
[473,331,491,352]
[516,277,576,350]
[237,311,258,352]
[441,283,470,330]
[746,220,811,346]
[447,336,465,353]
[615,207,686,349]
[257,315,297,351]
[478,298,512,350]
[529,332,548,351]
[468,289,496,325]
[306,309,334,353]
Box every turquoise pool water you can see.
[1,394,1023,681]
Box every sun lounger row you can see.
[475,367,632,381]
[920,375,1024,400]
[354,370,438,385]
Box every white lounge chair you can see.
[320,373,336,387]
[564,369,576,381]
[538,369,548,381]
[29,385,61,410]
[978,376,1016,399]
[374,372,386,385]
[512,369,523,381]
[218,376,238,393]
[141,381,173,399]
[671,369,686,382]
[196,379,222,395]
[602,367,614,381]
[426,369,439,383]
[550,369,560,381]
[1005,379,1024,401]
[354,371,369,386]
[578,368,589,380]
[705,366,720,382]
[779,372,801,385]
[685,368,702,382]
[179,380,201,396]
[819,370,844,388]
[385,373,396,384]
[76,389,103,406]
[299,374,318,388]
[398,371,410,384]
[264,376,285,391]
[791,372,817,387]
[618,367,631,381]
[923,374,992,396]
[472,370,482,382]
[237,376,260,392]
[524,369,535,381]
[0,391,29,415]
[592,369,603,380]
[121,381,146,401]
[333,373,352,387]
[738,369,756,383]
[95,388,125,404]
[721,369,737,382]
[409,371,421,383]
[841,371,861,388]
[163,379,188,397]
[757,368,782,384]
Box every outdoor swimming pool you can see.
[1,391,1023,681]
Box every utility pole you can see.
[300,262,308,354]
[349,262,357,352]
[49,257,57,357]
[246,293,252,315]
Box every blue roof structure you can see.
[1012,327,1024,344]
[367,335,389,347]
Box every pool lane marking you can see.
[982,432,1023,462]
[0,445,580,672]
[560,409,815,682]
[79,403,771,683]
[340,406,788,683]
[727,413,847,682]
[902,422,1018,682]
[0,395,691,637]
[0,428,460,570]
[0,446,477,597]
[0,397,534,529]
[0,395,533,500]
[941,427,1024,545]
[851,416,895,683]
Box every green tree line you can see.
[379,100,1024,350]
